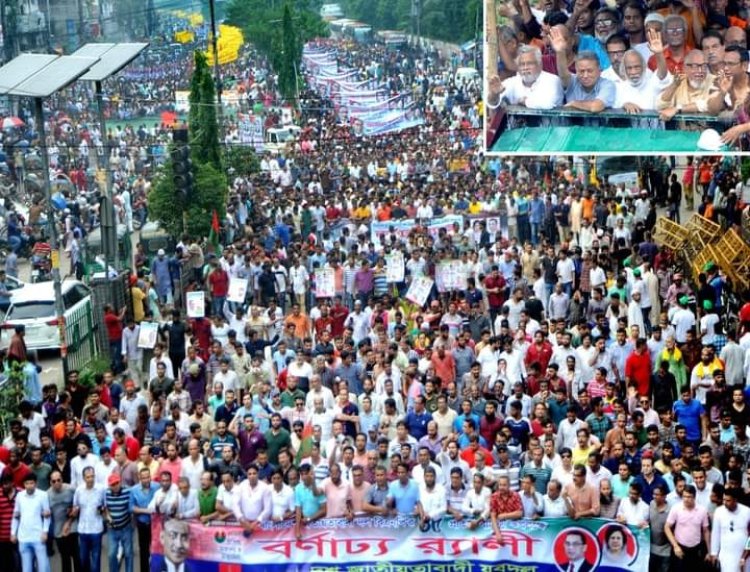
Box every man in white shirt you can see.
[11,473,51,572]
[174,477,199,520]
[417,467,447,527]
[234,464,271,533]
[270,469,295,521]
[542,479,569,517]
[215,472,240,521]
[710,488,750,572]
[70,441,98,489]
[148,471,180,517]
[616,483,650,527]
[489,45,563,110]
[461,473,492,528]
[412,447,444,487]
[180,439,206,491]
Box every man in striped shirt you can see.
[0,472,20,572]
[104,473,133,572]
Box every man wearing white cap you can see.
[151,249,173,305]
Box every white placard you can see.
[186,291,205,318]
[405,276,433,307]
[385,252,404,282]
[435,260,468,292]
[137,322,159,349]
[315,268,336,298]
[227,277,248,303]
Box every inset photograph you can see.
[484,0,750,152]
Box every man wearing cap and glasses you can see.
[104,473,133,572]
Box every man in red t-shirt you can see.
[329,296,349,338]
[739,294,750,334]
[103,304,126,374]
[625,338,652,397]
[484,266,506,332]
[207,260,229,317]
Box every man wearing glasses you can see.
[657,49,718,121]
[47,470,79,572]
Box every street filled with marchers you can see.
[3,5,750,572]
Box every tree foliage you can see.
[189,51,222,170]
[338,0,479,43]
[225,145,261,178]
[149,50,227,239]
[148,153,227,239]
[226,0,329,102]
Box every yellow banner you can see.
[174,30,195,44]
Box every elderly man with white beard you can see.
[614,30,671,114]
[656,49,718,121]
[487,45,564,111]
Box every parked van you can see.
[264,125,302,153]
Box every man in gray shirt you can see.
[47,469,80,572]
[649,484,672,572]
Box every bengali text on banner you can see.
[149,516,649,572]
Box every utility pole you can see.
[208,0,224,142]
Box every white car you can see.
[1,280,91,351]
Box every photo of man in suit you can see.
[559,530,595,572]
[160,518,190,572]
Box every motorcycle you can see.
[30,242,52,283]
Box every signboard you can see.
[405,276,433,307]
[186,291,205,318]
[149,516,649,572]
[385,252,404,282]
[175,90,190,113]
[315,268,336,298]
[227,278,248,304]
[137,321,159,349]
[239,115,264,152]
[370,215,464,245]
[435,260,468,292]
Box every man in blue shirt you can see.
[294,463,326,540]
[387,463,420,516]
[131,467,159,572]
[550,27,616,113]
[673,387,706,443]
[404,396,432,441]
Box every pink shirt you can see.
[666,503,709,547]
[322,478,351,518]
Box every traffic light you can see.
[171,142,193,201]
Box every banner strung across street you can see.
[150,516,649,572]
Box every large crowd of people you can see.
[487,0,750,149]
[2,10,750,572]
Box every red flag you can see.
[209,210,220,253]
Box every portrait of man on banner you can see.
[158,518,191,572]
[555,529,600,572]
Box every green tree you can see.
[226,0,329,104]
[274,5,301,101]
[225,145,261,178]
[148,152,228,239]
[189,51,222,170]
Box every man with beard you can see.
[593,7,623,49]
[657,49,717,121]
[550,27,616,113]
[614,31,672,113]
